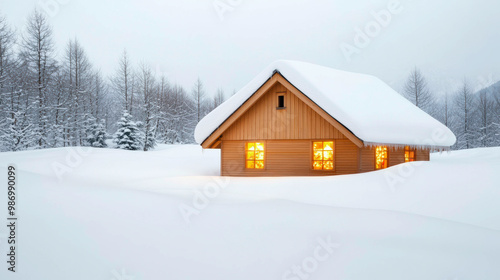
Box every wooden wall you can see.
[358,146,430,174]
[222,140,430,177]
[219,81,431,176]
[389,147,406,166]
[416,149,430,161]
[335,140,359,175]
[223,83,347,141]
[222,140,335,177]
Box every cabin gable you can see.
[222,82,348,141]
[201,73,363,148]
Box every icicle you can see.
[363,142,450,152]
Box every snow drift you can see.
[0,145,498,280]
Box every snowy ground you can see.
[0,145,499,280]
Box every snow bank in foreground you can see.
[0,145,498,280]
[195,60,456,147]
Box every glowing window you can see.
[246,142,264,169]
[404,146,415,162]
[375,146,388,169]
[313,141,334,170]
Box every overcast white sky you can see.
[1,0,499,97]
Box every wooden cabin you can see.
[195,61,456,176]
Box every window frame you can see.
[375,145,389,170]
[276,94,286,110]
[311,140,335,171]
[245,141,266,170]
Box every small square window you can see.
[277,95,285,109]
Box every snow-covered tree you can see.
[20,9,58,149]
[113,111,143,150]
[85,118,107,148]
[1,111,32,152]
[137,63,158,151]
[143,127,156,151]
[206,87,225,112]
[477,89,496,147]
[64,38,94,146]
[453,79,477,149]
[111,49,135,114]
[493,88,500,146]
[0,13,15,90]
[192,77,206,122]
[164,129,181,144]
[402,67,435,115]
[0,8,217,152]
[0,14,19,151]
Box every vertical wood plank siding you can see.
[223,83,347,141]
[220,81,430,176]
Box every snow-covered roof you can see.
[195,60,456,148]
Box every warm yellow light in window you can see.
[323,161,334,170]
[313,141,334,170]
[375,146,388,169]
[255,151,264,160]
[246,151,255,160]
[314,150,323,161]
[256,143,264,151]
[246,142,264,169]
[313,161,323,170]
[404,146,415,162]
[313,142,323,150]
[323,151,333,161]
[323,142,333,150]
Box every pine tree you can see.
[113,111,143,150]
[143,127,156,151]
[86,118,107,148]
[164,129,181,144]
[2,111,32,152]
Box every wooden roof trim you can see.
[275,74,364,148]
[211,138,222,149]
[201,72,364,149]
[201,73,280,148]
